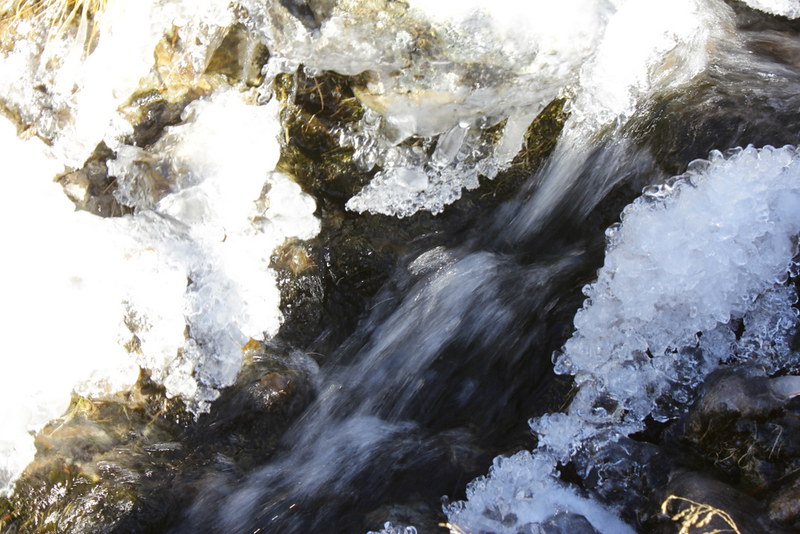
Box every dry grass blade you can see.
[661,495,742,534]
[439,522,468,534]
[0,0,107,39]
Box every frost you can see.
[446,145,800,532]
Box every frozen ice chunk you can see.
[558,145,800,431]
[741,0,800,18]
[445,451,635,534]
[240,0,614,216]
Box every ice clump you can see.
[558,145,800,428]
[0,85,319,495]
[741,0,800,18]
[369,523,417,534]
[239,0,612,216]
[446,452,635,534]
[446,145,800,532]
[0,0,234,167]
[239,0,735,217]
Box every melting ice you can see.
[238,0,735,217]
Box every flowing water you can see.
[3,1,800,533]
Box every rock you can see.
[680,368,800,491]
[576,436,673,525]
[768,475,800,528]
[688,368,788,421]
[57,142,133,217]
[536,511,602,534]
[0,374,190,533]
[657,470,775,534]
[204,23,269,87]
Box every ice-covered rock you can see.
[237,0,736,217]
[0,83,319,495]
[0,0,234,167]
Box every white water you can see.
[2,0,800,532]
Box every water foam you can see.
[446,145,800,532]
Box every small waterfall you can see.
[3,1,800,533]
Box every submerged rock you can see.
[0,374,190,533]
[535,511,602,534]
[680,368,800,493]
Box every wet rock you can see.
[278,0,336,30]
[56,142,133,217]
[531,511,601,534]
[626,6,800,178]
[184,342,317,470]
[276,68,374,204]
[768,475,800,528]
[636,367,800,534]
[272,240,327,347]
[123,89,195,149]
[688,368,789,421]
[656,470,778,534]
[204,23,269,87]
[0,374,190,533]
[577,437,674,525]
[680,368,800,491]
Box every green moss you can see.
[512,97,570,170]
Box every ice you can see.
[446,145,800,532]
[238,0,611,216]
[0,0,233,166]
[105,88,320,409]
[569,0,733,131]
[369,523,417,534]
[0,82,319,496]
[741,0,800,18]
[559,145,800,430]
[241,0,736,217]
[446,451,635,534]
